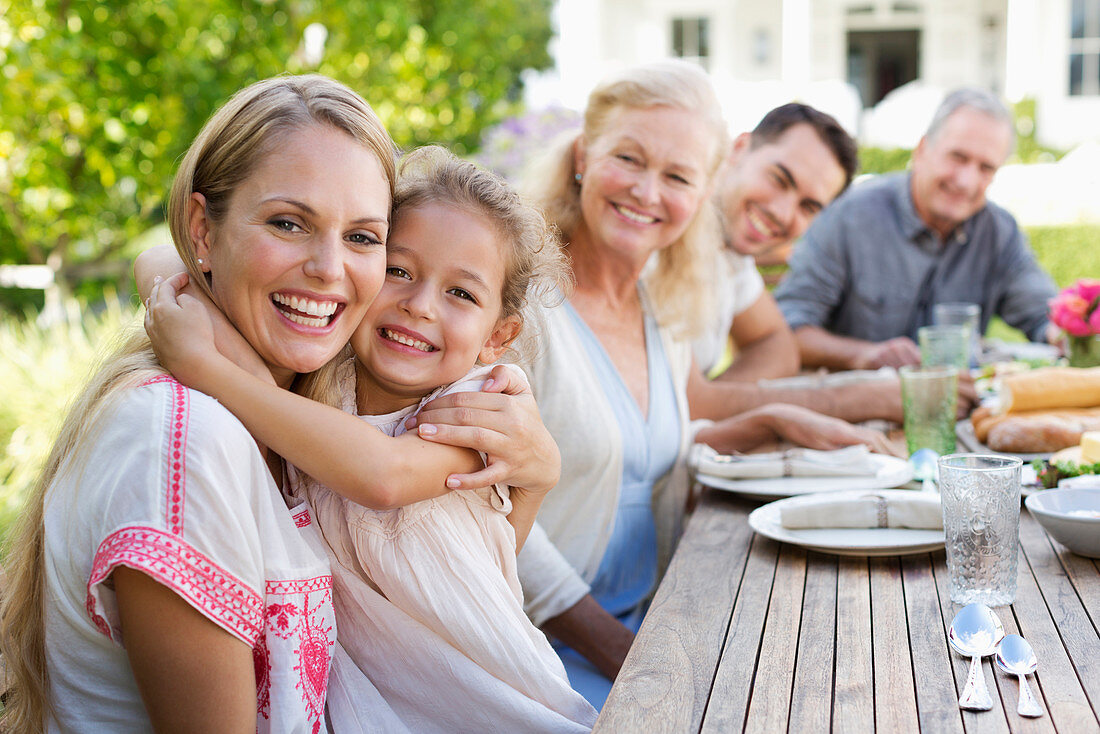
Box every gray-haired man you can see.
[775,88,1058,371]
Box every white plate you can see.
[748,490,945,557]
[695,454,913,500]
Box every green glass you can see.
[919,324,970,370]
[933,302,981,367]
[900,365,958,456]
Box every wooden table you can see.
[594,489,1100,733]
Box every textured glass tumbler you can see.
[939,454,1022,606]
[919,324,970,370]
[899,365,958,456]
[933,302,981,367]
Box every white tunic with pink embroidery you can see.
[42,376,337,733]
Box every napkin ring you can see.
[781,449,794,477]
[862,493,888,528]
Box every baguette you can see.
[985,408,1100,453]
[1001,367,1100,413]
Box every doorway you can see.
[847,29,921,106]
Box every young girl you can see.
[146,147,598,732]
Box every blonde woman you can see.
[412,60,894,708]
[0,75,558,732]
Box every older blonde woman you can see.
[425,61,894,708]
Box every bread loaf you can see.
[1001,367,1100,413]
[985,408,1100,453]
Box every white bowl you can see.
[1025,489,1100,558]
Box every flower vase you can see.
[1068,335,1100,368]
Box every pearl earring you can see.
[574,173,582,184]
[197,258,204,265]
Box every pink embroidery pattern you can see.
[292,507,312,528]
[136,375,190,535]
[260,576,335,733]
[254,635,272,721]
[163,380,189,536]
[86,526,264,645]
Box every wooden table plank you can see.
[834,557,874,732]
[929,555,1011,734]
[1017,511,1100,734]
[901,554,966,734]
[599,487,1100,733]
[700,533,779,734]
[993,547,1063,734]
[594,491,755,733]
[788,552,838,732]
[1037,525,1100,638]
[870,557,920,733]
[993,610,1057,734]
[741,544,807,733]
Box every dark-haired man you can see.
[696,103,859,381]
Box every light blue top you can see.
[555,299,681,708]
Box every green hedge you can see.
[986,223,1100,342]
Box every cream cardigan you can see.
[517,293,695,626]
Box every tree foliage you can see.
[0,0,553,302]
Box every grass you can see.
[0,296,142,543]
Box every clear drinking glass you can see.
[933,302,981,367]
[899,365,958,456]
[939,454,1022,606]
[918,324,970,370]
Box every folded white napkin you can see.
[1059,475,1100,489]
[691,443,879,480]
[779,493,943,529]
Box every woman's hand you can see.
[765,404,902,456]
[406,363,562,493]
[698,403,901,456]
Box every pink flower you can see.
[1074,278,1100,304]
[1050,278,1100,337]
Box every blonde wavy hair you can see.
[391,146,570,365]
[522,59,729,338]
[0,74,396,732]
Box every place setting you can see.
[688,443,913,500]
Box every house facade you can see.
[542,0,1100,149]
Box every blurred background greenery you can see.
[0,0,554,309]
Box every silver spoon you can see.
[995,634,1044,718]
[948,603,1005,711]
[909,448,940,493]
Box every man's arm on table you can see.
[686,358,904,423]
[711,291,800,381]
[541,595,635,681]
[794,324,921,371]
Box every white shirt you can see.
[692,248,766,374]
[44,376,336,733]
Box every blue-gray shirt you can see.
[774,172,1056,343]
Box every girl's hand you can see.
[144,273,224,391]
[406,363,562,493]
